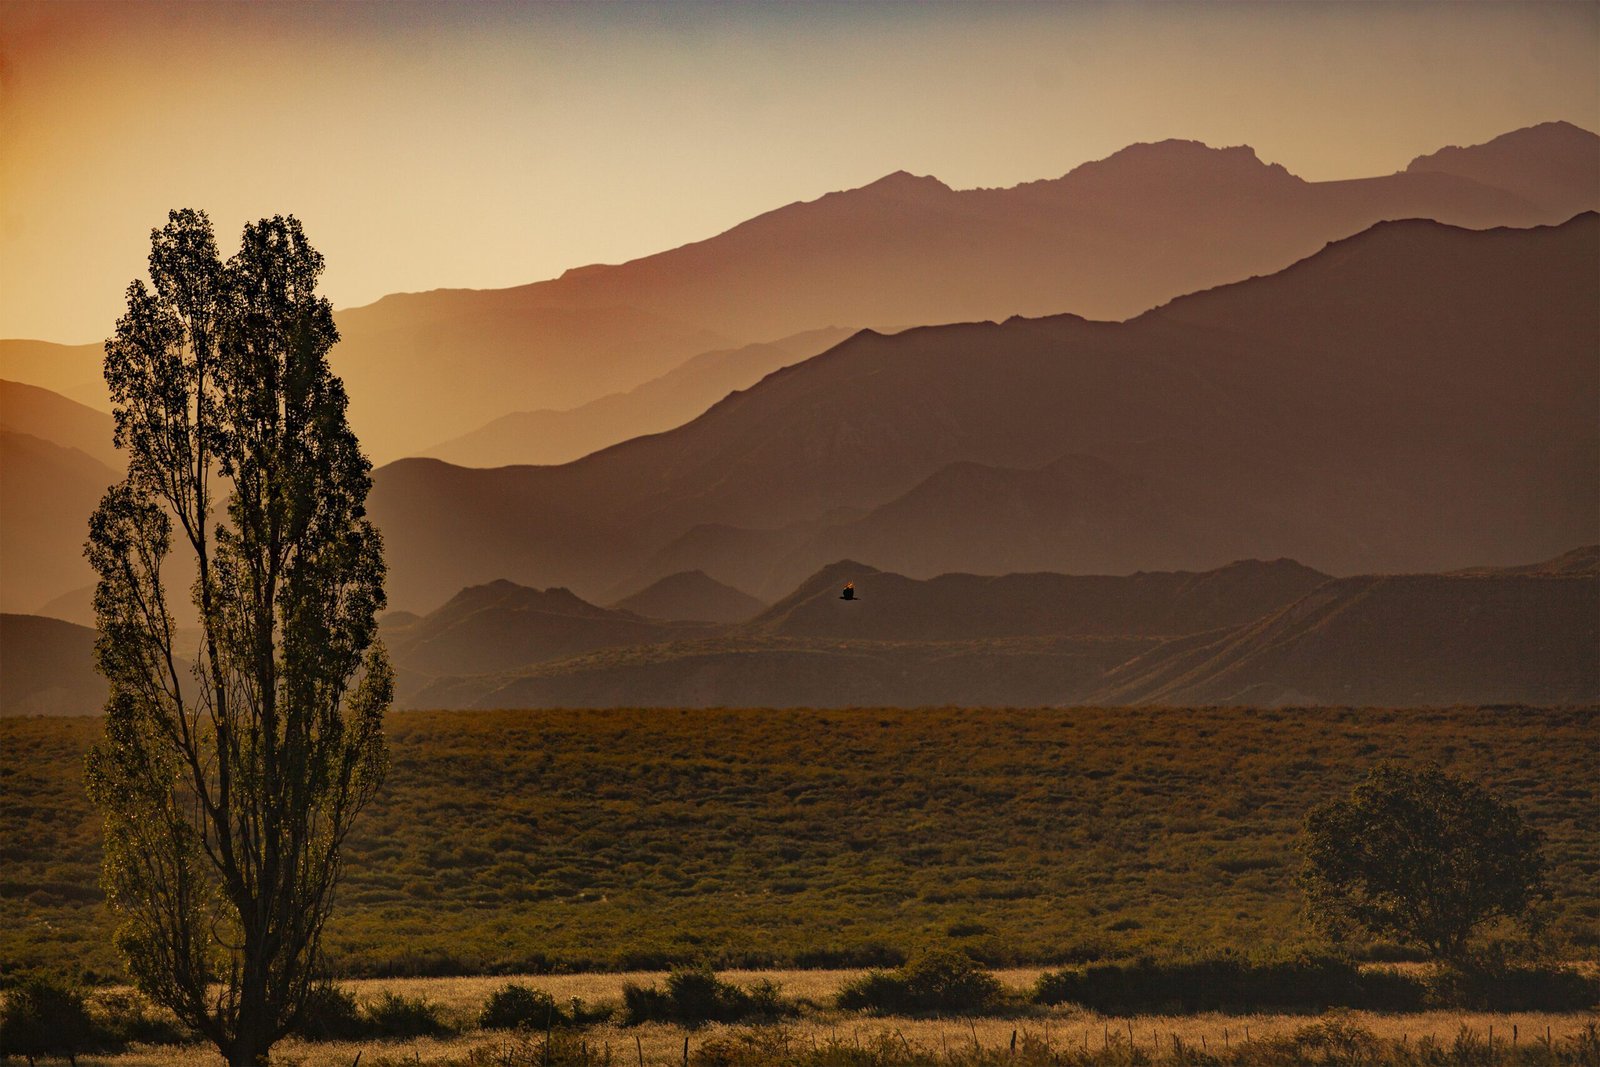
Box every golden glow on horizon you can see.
[2,1,1596,343]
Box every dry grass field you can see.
[41,971,1600,1065]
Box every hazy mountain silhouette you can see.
[389,550,1594,710]
[0,340,108,410]
[370,214,1599,611]
[609,570,767,624]
[1,380,119,468]
[1097,557,1600,707]
[0,431,119,614]
[1406,121,1599,217]
[4,125,1592,466]
[0,613,102,715]
[423,327,853,467]
[748,558,1330,641]
[330,301,735,461]
[384,577,710,680]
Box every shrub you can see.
[621,966,790,1027]
[0,973,96,1063]
[480,982,563,1031]
[1427,956,1599,1011]
[837,949,1002,1015]
[293,983,367,1041]
[1032,955,1426,1014]
[92,990,188,1047]
[363,991,450,1038]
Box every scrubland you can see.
[4,706,1597,978]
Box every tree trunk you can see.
[227,1030,271,1067]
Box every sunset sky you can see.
[2,0,1596,344]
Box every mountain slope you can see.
[385,578,708,679]
[0,380,120,469]
[0,614,102,716]
[423,327,853,467]
[609,571,767,624]
[370,214,1600,610]
[748,558,1330,642]
[301,125,1600,462]
[8,126,1591,465]
[1098,565,1600,707]
[0,340,108,410]
[1406,121,1600,216]
[0,431,118,614]
[399,551,1597,710]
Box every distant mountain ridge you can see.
[423,328,853,467]
[10,122,1589,463]
[15,550,1593,713]
[610,571,767,624]
[388,549,1598,710]
[370,213,1600,611]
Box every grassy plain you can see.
[3,706,1597,980]
[34,967,1600,1066]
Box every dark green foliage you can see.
[479,982,562,1030]
[291,983,366,1041]
[363,991,451,1038]
[82,209,390,1066]
[1031,954,1597,1015]
[0,973,94,1063]
[4,707,1597,977]
[838,950,1003,1016]
[1033,955,1424,1014]
[1426,954,1599,1012]
[1299,762,1549,961]
[91,990,189,1047]
[622,967,790,1027]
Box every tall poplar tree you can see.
[85,209,391,1066]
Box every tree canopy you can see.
[1297,762,1547,961]
[85,209,390,1066]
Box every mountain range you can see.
[369,211,1599,610]
[394,549,1600,710]
[2,122,1594,712]
[15,549,1588,714]
[5,122,1594,463]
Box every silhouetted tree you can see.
[85,209,390,1066]
[1298,762,1547,961]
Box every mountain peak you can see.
[858,170,952,196]
[1407,120,1600,172]
[1063,139,1296,188]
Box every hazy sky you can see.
[3,1,1596,344]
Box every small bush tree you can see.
[0,973,95,1064]
[1298,762,1548,961]
[837,949,1002,1015]
[480,982,562,1031]
[291,983,366,1041]
[362,992,449,1038]
[621,966,788,1027]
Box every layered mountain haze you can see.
[1406,120,1600,216]
[609,570,768,624]
[0,614,102,716]
[0,340,108,411]
[2,124,1592,467]
[424,327,854,467]
[0,380,119,470]
[370,213,1600,611]
[377,550,1597,711]
[0,431,119,615]
[1098,556,1600,707]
